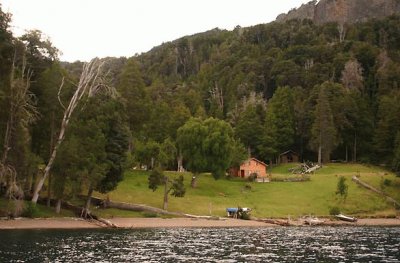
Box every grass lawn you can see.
[95,163,399,218]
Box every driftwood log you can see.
[352,176,400,208]
[86,195,221,219]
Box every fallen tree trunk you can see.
[85,195,220,219]
[352,176,400,208]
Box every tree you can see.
[264,86,295,162]
[310,83,337,164]
[148,167,185,210]
[135,140,161,170]
[51,135,81,213]
[341,59,364,92]
[67,95,128,218]
[373,91,400,164]
[159,138,177,170]
[177,117,235,187]
[116,58,149,138]
[96,107,129,194]
[0,52,38,200]
[31,58,114,203]
[336,176,348,201]
[392,132,400,175]
[233,93,266,159]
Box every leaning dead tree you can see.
[1,51,37,201]
[31,58,114,203]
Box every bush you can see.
[336,176,348,200]
[143,212,158,218]
[22,202,38,218]
[240,212,251,220]
[383,179,392,187]
[248,173,257,182]
[329,206,340,215]
[244,183,252,191]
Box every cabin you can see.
[231,158,268,178]
[279,150,299,164]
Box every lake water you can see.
[0,227,399,262]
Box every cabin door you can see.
[240,170,245,178]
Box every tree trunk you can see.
[177,154,183,172]
[32,59,111,204]
[55,198,62,214]
[318,131,322,165]
[345,145,348,163]
[191,173,198,188]
[318,144,322,165]
[82,185,94,218]
[32,138,63,203]
[151,157,155,170]
[47,173,52,207]
[163,179,169,210]
[353,131,357,163]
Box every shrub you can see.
[247,173,257,182]
[383,179,392,187]
[329,206,340,215]
[244,183,252,191]
[22,202,38,218]
[336,176,348,200]
[240,212,251,220]
[143,212,158,218]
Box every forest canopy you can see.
[1,4,400,210]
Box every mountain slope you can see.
[276,0,400,24]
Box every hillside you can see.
[94,164,399,218]
[276,0,400,24]
[1,3,400,215]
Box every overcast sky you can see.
[2,0,311,62]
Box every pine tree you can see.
[310,83,337,164]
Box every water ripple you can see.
[0,226,399,262]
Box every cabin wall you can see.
[239,160,267,178]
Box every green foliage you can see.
[135,140,161,169]
[177,117,235,179]
[22,202,38,218]
[171,175,186,197]
[159,138,177,169]
[2,5,400,212]
[374,92,400,164]
[393,132,400,175]
[329,206,341,215]
[148,167,164,192]
[97,115,130,194]
[264,86,295,157]
[336,176,348,200]
[310,83,338,163]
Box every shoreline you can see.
[1,217,400,229]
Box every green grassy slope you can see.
[95,163,399,218]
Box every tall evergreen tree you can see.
[310,83,337,164]
[264,86,295,162]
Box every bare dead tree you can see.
[341,59,364,92]
[338,23,346,43]
[31,58,114,203]
[208,82,224,112]
[0,51,38,200]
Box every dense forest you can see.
[0,4,400,210]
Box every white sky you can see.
[1,0,311,62]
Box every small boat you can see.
[335,214,357,222]
[226,208,239,217]
[226,207,251,218]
